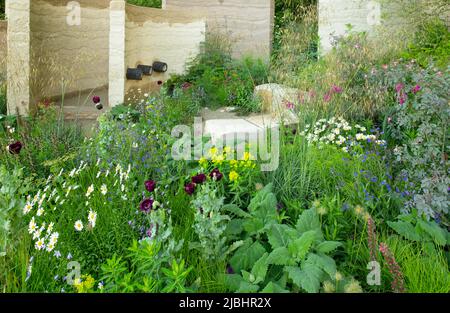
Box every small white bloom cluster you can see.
[299,117,386,153]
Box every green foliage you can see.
[400,19,450,69]
[100,239,191,293]
[189,184,230,261]
[0,166,33,257]
[225,185,346,293]
[388,214,449,250]
[126,0,161,8]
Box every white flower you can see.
[356,133,366,141]
[327,133,336,142]
[101,184,108,195]
[35,238,45,250]
[36,207,44,217]
[28,217,37,234]
[98,282,104,290]
[342,147,349,153]
[88,210,97,228]
[74,220,84,232]
[49,232,59,245]
[23,202,33,215]
[69,168,76,177]
[47,222,54,234]
[46,242,55,252]
[32,229,42,240]
[86,184,94,198]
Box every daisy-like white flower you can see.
[47,222,54,234]
[49,232,59,245]
[28,217,37,234]
[23,202,33,215]
[46,242,55,252]
[32,229,42,240]
[74,220,84,232]
[101,184,108,195]
[86,184,94,198]
[35,238,45,250]
[36,207,44,217]
[88,210,97,228]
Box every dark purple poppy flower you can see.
[140,198,154,213]
[145,180,156,192]
[192,173,207,184]
[209,168,223,181]
[184,183,196,195]
[157,80,163,86]
[276,202,284,213]
[226,265,234,274]
[8,141,23,155]
[92,96,101,104]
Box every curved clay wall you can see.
[30,0,110,102]
[0,20,7,82]
[124,4,206,95]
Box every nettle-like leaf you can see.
[387,220,422,242]
[286,262,322,293]
[316,241,342,253]
[417,219,447,246]
[261,281,290,293]
[251,253,269,284]
[288,230,316,261]
[267,224,297,249]
[305,253,336,278]
[230,240,266,273]
[296,208,321,234]
[223,204,251,218]
[267,247,295,266]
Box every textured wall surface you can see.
[163,0,274,60]
[6,0,31,115]
[0,21,7,82]
[123,4,206,98]
[30,0,110,101]
[318,0,376,54]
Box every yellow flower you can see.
[209,147,218,157]
[229,171,239,182]
[224,146,232,155]
[317,206,328,216]
[213,154,224,165]
[199,157,208,168]
[335,271,343,281]
[243,152,254,161]
[230,160,238,168]
[323,281,335,293]
[75,275,95,293]
[354,205,364,216]
[312,200,321,208]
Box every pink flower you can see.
[323,92,332,103]
[387,117,392,124]
[285,101,295,110]
[399,93,406,105]
[331,85,343,94]
[382,64,388,70]
[412,85,421,94]
[395,83,404,93]
[379,243,405,293]
[367,217,378,262]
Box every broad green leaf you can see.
[261,282,290,293]
[306,253,336,277]
[237,281,260,293]
[267,224,297,249]
[223,273,244,291]
[288,230,316,260]
[230,241,266,273]
[225,219,244,236]
[387,220,422,242]
[316,241,342,253]
[251,253,269,283]
[417,220,447,246]
[286,264,322,293]
[296,209,321,234]
[223,204,251,218]
[267,247,295,266]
